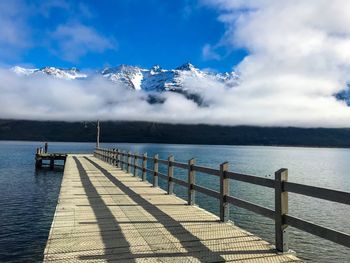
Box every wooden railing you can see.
[94,147,350,252]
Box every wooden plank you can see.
[188,158,196,205]
[193,184,220,199]
[153,154,159,187]
[226,196,275,219]
[220,162,229,222]
[275,169,289,252]
[167,155,174,195]
[285,215,350,248]
[226,171,275,188]
[284,182,350,205]
[193,165,220,176]
[172,161,189,170]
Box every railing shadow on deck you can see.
[82,156,279,262]
[72,157,135,263]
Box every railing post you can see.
[275,168,289,253]
[116,149,119,168]
[142,153,147,181]
[112,148,116,166]
[119,150,122,169]
[127,151,131,173]
[188,158,196,205]
[220,162,229,222]
[153,154,159,187]
[133,152,138,177]
[123,151,127,171]
[167,155,174,194]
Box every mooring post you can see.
[275,168,289,253]
[133,152,138,177]
[50,158,54,170]
[127,151,131,173]
[220,162,230,222]
[167,155,174,194]
[188,158,196,205]
[153,154,159,187]
[35,148,42,169]
[142,153,147,181]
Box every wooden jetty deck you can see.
[44,155,300,262]
[35,146,67,169]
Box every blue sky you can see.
[0,0,247,72]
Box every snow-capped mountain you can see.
[100,63,239,92]
[12,63,238,89]
[12,66,87,79]
[10,64,350,106]
[11,63,239,106]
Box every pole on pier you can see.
[188,158,196,205]
[153,154,159,187]
[167,155,174,195]
[275,168,289,253]
[220,162,229,222]
[96,120,100,149]
[44,142,48,153]
[142,153,147,181]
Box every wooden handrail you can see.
[93,147,350,251]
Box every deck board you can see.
[44,155,301,262]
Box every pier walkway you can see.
[44,155,300,262]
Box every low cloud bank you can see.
[0,68,350,127]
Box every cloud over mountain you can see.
[2,1,350,127]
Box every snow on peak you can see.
[176,63,196,71]
[39,67,87,79]
[11,66,38,76]
[11,66,87,79]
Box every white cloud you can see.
[1,68,350,127]
[51,22,116,62]
[202,44,221,60]
[198,0,350,126]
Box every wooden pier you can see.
[43,147,350,262]
[35,146,67,169]
[44,154,300,262]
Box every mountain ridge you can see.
[1,119,350,148]
[10,63,349,106]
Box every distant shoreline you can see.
[1,138,350,150]
[1,119,350,149]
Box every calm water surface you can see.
[0,141,349,262]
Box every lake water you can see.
[0,141,349,262]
